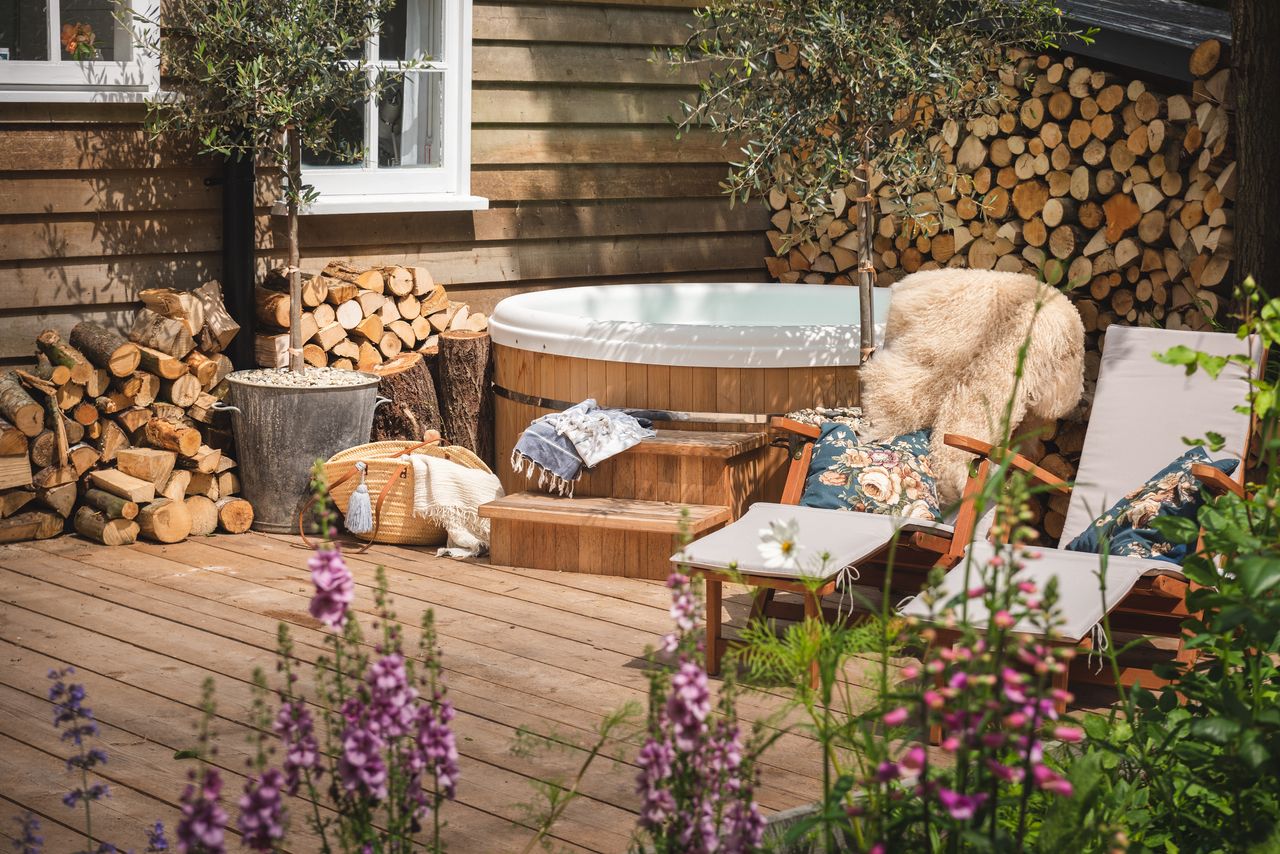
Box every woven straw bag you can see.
[312,439,491,548]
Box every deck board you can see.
[0,533,845,851]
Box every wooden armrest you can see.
[1192,462,1245,499]
[943,433,1072,494]
[770,416,821,440]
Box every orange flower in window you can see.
[61,23,97,61]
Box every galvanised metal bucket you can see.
[223,371,383,533]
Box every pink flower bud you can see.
[993,610,1015,629]
[1053,726,1084,743]
[883,707,910,727]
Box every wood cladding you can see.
[0,1,768,365]
[492,343,860,506]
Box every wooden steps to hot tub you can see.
[481,494,730,580]
[546,429,771,519]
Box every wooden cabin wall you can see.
[0,0,769,368]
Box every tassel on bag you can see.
[344,461,373,534]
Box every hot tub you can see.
[489,282,890,501]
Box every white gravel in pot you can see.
[228,367,376,388]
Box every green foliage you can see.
[668,0,1078,240]
[131,0,404,207]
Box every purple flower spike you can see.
[339,727,388,801]
[12,812,43,854]
[146,820,169,852]
[176,768,228,854]
[308,547,354,630]
[273,701,319,795]
[937,787,988,820]
[237,768,287,851]
[666,661,711,751]
[416,696,460,800]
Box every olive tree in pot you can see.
[668,0,1081,362]
[131,0,404,531]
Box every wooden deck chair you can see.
[676,417,991,682]
[904,324,1265,691]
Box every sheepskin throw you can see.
[859,269,1085,506]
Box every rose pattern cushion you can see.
[799,423,941,521]
[1065,446,1238,565]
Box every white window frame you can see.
[0,0,159,102]
[298,0,485,215]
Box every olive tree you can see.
[131,0,405,370]
[670,1,1077,358]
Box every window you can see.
[0,0,157,101]
[299,0,485,214]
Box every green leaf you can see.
[1189,716,1240,744]
[1235,555,1280,598]
[1151,515,1199,545]
[173,748,200,760]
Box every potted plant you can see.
[129,0,407,531]
[669,0,1082,362]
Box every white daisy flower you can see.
[758,517,801,571]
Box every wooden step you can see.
[566,429,772,519]
[482,494,730,580]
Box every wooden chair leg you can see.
[748,586,776,622]
[803,589,821,690]
[705,577,723,677]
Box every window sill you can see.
[275,194,490,216]
[0,86,154,103]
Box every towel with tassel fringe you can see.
[510,399,654,496]
[399,453,504,558]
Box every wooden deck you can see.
[0,532,848,852]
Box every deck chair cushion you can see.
[675,502,953,580]
[1065,446,1238,564]
[900,541,1162,642]
[799,423,941,521]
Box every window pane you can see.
[376,71,442,168]
[303,101,367,168]
[379,0,442,62]
[0,0,50,61]
[60,0,131,61]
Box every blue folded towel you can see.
[511,400,654,495]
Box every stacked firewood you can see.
[0,281,254,545]
[255,261,490,371]
[766,40,1235,340]
[763,40,1235,542]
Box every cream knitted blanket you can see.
[400,453,504,558]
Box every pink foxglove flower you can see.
[308,547,354,630]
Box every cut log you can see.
[1102,193,1141,243]
[36,482,78,517]
[85,367,110,398]
[352,315,384,343]
[32,464,75,489]
[324,279,359,305]
[255,334,289,369]
[303,344,327,367]
[115,406,153,434]
[161,373,202,408]
[215,470,240,496]
[1188,38,1221,77]
[0,372,47,436]
[70,321,142,377]
[371,351,443,442]
[121,371,160,407]
[74,506,139,545]
[378,331,403,359]
[0,510,64,543]
[0,454,33,489]
[264,267,326,307]
[437,330,493,464]
[178,444,222,475]
[335,300,364,330]
[143,419,201,457]
[0,417,28,456]
[185,471,219,500]
[139,288,206,336]
[83,487,139,520]
[357,341,383,372]
[95,419,130,463]
[214,497,254,533]
[160,469,192,502]
[136,345,188,380]
[183,351,220,387]
[185,495,219,536]
[357,291,386,316]
[89,467,156,502]
[383,266,415,297]
[137,497,193,543]
[192,281,240,353]
[129,308,196,358]
[36,331,94,384]
[256,287,292,328]
[117,447,177,486]
[0,489,35,518]
[314,321,347,351]
[323,261,384,293]
[67,443,100,477]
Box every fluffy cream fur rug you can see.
[860,269,1085,506]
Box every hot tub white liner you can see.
[489,283,890,369]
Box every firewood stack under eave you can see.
[766,40,1236,341]
[0,280,254,545]
[254,261,490,372]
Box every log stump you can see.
[437,330,493,464]
[371,351,443,442]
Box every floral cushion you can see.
[798,423,941,521]
[1065,447,1238,565]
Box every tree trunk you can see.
[437,330,493,464]
[856,144,877,362]
[371,351,443,442]
[1231,0,1280,298]
[287,126,305,371]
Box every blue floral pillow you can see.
[1065,447,1238,564]
[799,423,941,521]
